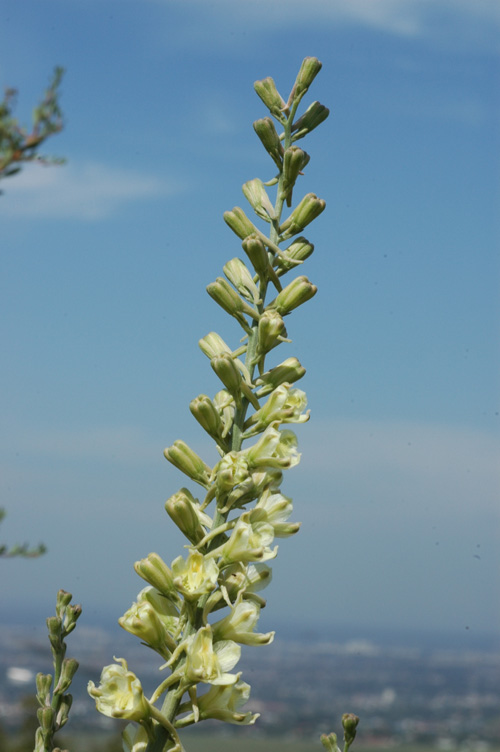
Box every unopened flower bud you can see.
[190,394,224,442]
[223,257,260,304]
[257,309,287,355]
[321,732,340,752]
[276,236,314,275]
[119,598,170,653]
[207,277,245,317]
[36,673,52,704]
[268,275,317,316]
[292,100,329,139]
[164,439,212,488]
[46,616,62,651]
[253,77,286,119]
[55,694,72,728]
[199,331,232,360]
[280,193,326,239]
[37,706,55,731]
[123,723,149,752]
[223,206,257,240]
[242,233,270,277]
[242,178,276,222]
[213,389,236,438]
[342,713,360,745]
[211,353,243,404]
[255,357,306,396]
[55,657,79,694]
[281,146,310,203]
[134,553,175,596]
[165,488,209,545]
[292,57,322,101]
[253,117,284,169]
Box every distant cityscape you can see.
[1,621,499,749]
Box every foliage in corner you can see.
[0,508,46,558]
[0,66,65,187]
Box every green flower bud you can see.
[342,713,360,745]
[190,394,224,442]
[223,257,260,304]
[241,233,269,277]
[253,117,284,169]
[134,552,175,596]
[292,100,329,139]
[55,657,79,694]
[223,206,258,240]
[279,193,326,239]
[211,353,243,404]
[206,277,245,317]
[321,732,340,752]
[46,616,62,651]
[199,331,232,359]
[163,439,212,488]
[268,275,317,315]
[253,77,286,119]
[55,693,72,729]
[37,706,55,732]
[281,146,310,204]
[242,178,276,222]
[88,658,150,722]
[36,673,52,704]
[171,550,219,600]
[256,309,287,356]
[165,487,211,544]
[255,357,306,396]
[276,236,314,275]
[291,57,322,102]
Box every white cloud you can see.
[161,0,500,39]
[1,160,186,220]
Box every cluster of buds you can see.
[88,58,354,752]
[35,590,81,752]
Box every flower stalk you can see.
[87,57,357,752]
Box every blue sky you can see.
[1,0,499,644]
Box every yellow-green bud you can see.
[223,257,260,304]
[55,694,72,729]
[268,275,317,315]
[279,193,326,239]
[241,233,270,277]
[213,389,236,439]
[134,553,175,596]
[253,117,284,169]
[342,713,360,746]
[276,236,314,275]
[292,57,322,101]
[281,146,310,203]
[292,100,329,139]
[164,439,212,487]
[118,599,170,653]
[242,178,276,222]
[223,206,257,240]
[207,277,245,317]
[255,357,306,396]
[211,353,243,405]
[257,309,287,355]
[253,77,286,119]
[199,331,232,360]
[165,487,209,544]
[190,394,224,441]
